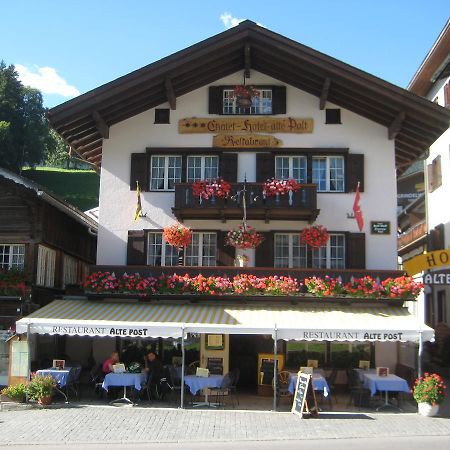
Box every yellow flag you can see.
[134,181,142,221]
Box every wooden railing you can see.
[398,221,427,250]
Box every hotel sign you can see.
[213,134,282,148]
[179,117,314,134]
[423,272,450,285]
[404,249,450,276]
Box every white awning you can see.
[16,299,434,343]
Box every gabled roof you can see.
[0,167,98,230]
[48,20,450,171]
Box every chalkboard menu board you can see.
[291,372,318,418]
[260,359,275,385]
[207,357,224,375]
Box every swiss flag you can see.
[353,182,364,231]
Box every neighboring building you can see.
[19,21,449,397]
[407,19,450,333]
[0,167,97,385]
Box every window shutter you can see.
[271,86,286,114]
[219,153,238,182]
[127,230,147,265]
[217,231,235,266]
[130,153,149,191]
[428,155,442,193]
[346,233,365,269]
[209,86,223,115]
[256,153,275,182]
[255,232,274,267]
[429,224,445,251]
[346,154,364,192]
[444,82,450,108]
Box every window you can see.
[147,232,178,266]
[437,290,446,324]
[62,255,78,287]
[187,156,219,182]
[312,234,345,269]
[185,232,217,266]
[0,244,25,270]
[275,156,307,183]
[274,234,307,268]
[223,88,272,115]
[36,245,56,287]
[325,108,342,124]
[154,108,170,124]
[312,156,345,192]
[150,155,182,190]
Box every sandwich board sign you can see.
[291,372,319,418]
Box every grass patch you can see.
[22,167,100,211]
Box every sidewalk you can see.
[1,405,450,446]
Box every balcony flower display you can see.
[163,223,192,248]
[413,373,447,416]
[226,224,264,249]
[304,276,345,297]
[345,276,381,298]
[83,271,119,293]
[263,178,302,197]
[381,276,423,299]
[192,178,231,200]
[0,268,28,296]
[300,225,329,248]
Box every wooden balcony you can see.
[172,183,319,223]
[398,220,427,254]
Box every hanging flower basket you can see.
[263,178,302,197]
[300,225,329,248]
[226,224,264,249]
[231,85,259,108]
[163,223,192,248]
[192,178,231,200]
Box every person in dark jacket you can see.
[144,351,164,398]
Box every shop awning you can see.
[16,299,434,343]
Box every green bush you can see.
[1,383,27,401]
[26,375,56,401]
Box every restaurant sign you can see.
[212,134,282,148]
[179,117,314,134]
[423,272,450,285]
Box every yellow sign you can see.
[403,249,450,276]
[213,134,282,148]
[179,117,314,134]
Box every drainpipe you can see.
[26,322,31,403]
[273,325,278,412]
[418,331,423,378]
[181,325,185,409]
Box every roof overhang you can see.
[48,20,450,172]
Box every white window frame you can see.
[150,155,182,191]
[222,88,273,115]
[0,244,25,270]
[312,156,345,192]
[186,155,219,182]
[311,233,346,269]
[185,232,217,267]
[147,232,178,267]
[37,245,56,288]
[62,254,78,287]
[274,233,308,268]
[275,156,308,183]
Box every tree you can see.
[0,61,50,172]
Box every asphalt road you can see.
[1,436,450,450]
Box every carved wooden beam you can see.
[92,111,109,139]
[165,78,176,110]
[388,111,406,140]
[319,77,331,110]
[244,43,251,78]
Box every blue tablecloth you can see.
[362,373,410,396]
[288,373,330,397]
[184,375,224,395]
[354,368,377,382]
[36,367,80,388]
[102,372,147,392]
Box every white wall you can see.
[97,71,397,269]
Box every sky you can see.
[2,1,449,107]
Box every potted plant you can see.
[26,375,57,405]
[192,178,231,201]
[226,224,263,249]
[412,373,447,416]
[163,223,192,248]
[231,85,260,108]
[0,383,27,403]
[300,225,329,248]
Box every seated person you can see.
[102,351,120,374]
[144,351,164,398]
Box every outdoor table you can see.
[36,367,81,402]
[102,372,147,405]
[288,372,330,397]
[362,373,410,411]
[184,375,224,407]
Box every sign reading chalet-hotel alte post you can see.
[179,117,314,134]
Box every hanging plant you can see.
[300,225,329,248]
[226,224,264,249]
[263,178,302,197]
[192,178,231,200]
[163,223,192,248]
[231,85,260,99]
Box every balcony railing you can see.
[172,182,319,222]
[398,220,427,251]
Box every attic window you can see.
[223,88,272,115]
[325,108,341,124]
[154,108,170,124]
